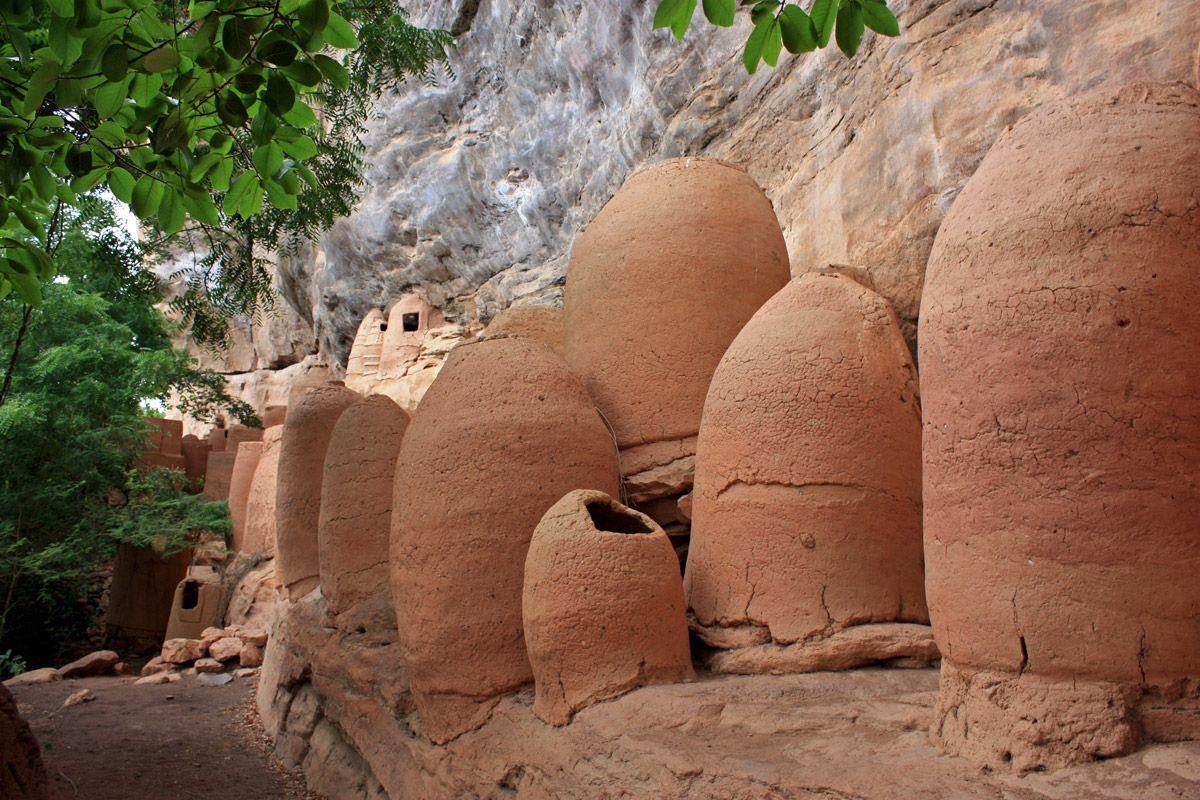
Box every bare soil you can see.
[10,673,322,800]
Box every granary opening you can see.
[180,580,200,611]
[402,312,420,332]
[586,500,653,535]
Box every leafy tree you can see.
[653,0,900,72]
[0,196,246,670]
[0,0,452,352]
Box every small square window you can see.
[402,312,420,332]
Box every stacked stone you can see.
[138,625,268,686]
[391,337,618,743]
[920,83,1200,770]
[684,271,933,675]
[563,158,790,561]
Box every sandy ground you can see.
[10,673,322,800]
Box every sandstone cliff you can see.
[193,0,1198,405]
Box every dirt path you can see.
[9,674,322,800]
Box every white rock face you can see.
[179,0,1199,398]
[296,0,1200,364]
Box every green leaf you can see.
[189,0,217,20]
[861,0,900,36]
[810,0,838,47]
[6,268,42,305]
[762,18,783,66]
[47,0,73,16]
[280,134,318,161]
[222,17,256,59]
[743,15,773,74]
[670,0,698,38]
[92,76,129,116]
[835,0,864,57]
[750,1,780,26]
[323,12,359,49]
[210,158,233,191]
[282,100,318,128]
[252,142,284,178]
[100,44,129,82]
[702,0,735,26]
[141,47,181,73]
[158,187,186,234]
[263,74,296,115]
[23,64,62,116]
[216,92,248,127]
[298,0,330,35]
[131,174,165,218]
[257,36,298,67]
[653,0,687,30]
[313,54,349,90]
[779,5,818,53]
[108,167,135,203]
[265,179,297,210]
[182,191,220,226]
[281,59,322,87]
[222,171,256,217]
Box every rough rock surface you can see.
[242,426,283,556]
[227,441,263,552]
[318,394,409,616]
[289,0,1200,365]
[523,490,693,725]
[391,338,619,743]
[275,382,360,598]
[3,669,62,687]
[58,650,120,679]
[920,82,1200,770]
[260,591,1200,799]
[0,683,52,800]
[685,272,928,666]
[160,638,205,665]
[564,157,789,460]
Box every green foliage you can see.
[655,0,900,72]
[0,649,27,679]
[0,196,251,666]
[0,0,452,346]
[105,468,231,557]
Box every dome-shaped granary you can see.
[684,272,931,674]
[344,308,386,394]
[318,395,409,616]
[564,158,790,479]
[523,489,693,726]
[391,337,619,743]
[483,305,564,356]
[228,442,262,553]
[243,425,283,556]
[276,383,360,598]
[920,83,1200,771]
